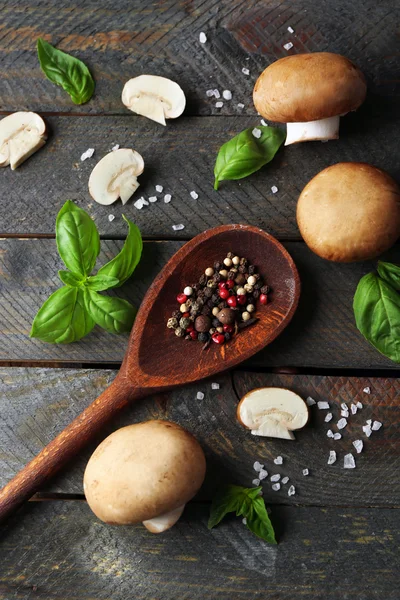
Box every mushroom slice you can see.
[0,111,47,170]
[122,75,186,126]
[142,504,185,534]
[237,387,308,440]
[88,148,144,205]
[285,115,340,146]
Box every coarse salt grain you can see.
[281,476,289,484]
[272,483,281,491]
[353,439,363,453]
[134,197,148,209]
[211,382,220,390]
[215,101,224,108]
[80,148,95,161]
[213,89,220,99]
[283,42,294,51]
[242,67,250,75]
[111,144,119,151]
[363,387,371,394]
[172,224,185,231]
[341,403,348,411]
[287,26,294,33]
[271,185,279,194]
[344,453,356,469]
[252,478,260,486]
[274,456,283,465]
[237,103,245,109]
[252,128,262,139]
[288,485,296,496]
[199,32,207,43]
[318,401,330,410]
[351,403,358,415]
[333,433,342,440]
[363,424,372,437]
[222,90,232,100]
[196,391,204,400]
[260,119,268,126]
[190,191,199,200]
[341,409,349,418]
[302,469,309,476]
[108,214,115,222]
[164,194,172,203]
[328,450,336,465]
[206,89,214,97]
[325,412,333,423]
[148,196,157,203]
[357,401,363,409]
[270,474,281,482]
[372,420,382,431]
[155,185,163,193]
[306,396,316,406]
[327,429,334,438]
[259,468,268,480]
[253,461,264,472]
[366,419,372,426]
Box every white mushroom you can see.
[122,75,186,125]
[88,148,144,205]
[0,111,46,170]
[143,504,185,533]
[237,387,309,440]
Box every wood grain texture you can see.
[0,114,398,237]
[0,0,398,115]
[1,501,399,600]
[1,368,398,506]
[2,238,400,368]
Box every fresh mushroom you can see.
[237,387,309,439]
[122,75,186,125]
[83,420,206,533]
[253,53,366,145]
[0,111,47,170]
[297,162,400,262]
[88,148,144,205]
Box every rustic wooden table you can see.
[1,0,399,598]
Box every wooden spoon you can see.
[0,224,300,522]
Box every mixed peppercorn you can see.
[167,252,269,348]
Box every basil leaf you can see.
[354,272,400,362]
[97,216,142,287]
[214,126,285,190]
[84,290,136,334]
[58,270,84,287]
[85,275,120,291]
[37,38,95,105]
[377,261,400,291]
[208,485,276,544]
[56,200,100,277]
[30,287,94,343]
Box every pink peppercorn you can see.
[259,294,268,305]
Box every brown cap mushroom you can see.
[83,420,206,533]
[237,387,309,439]
[253,53,366,145]
[0,111,47,169]
[297,162,400,262]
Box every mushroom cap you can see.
[237,387,308,439]
[253,53,366,123]
[122,75,186,125]
[88,148,144,205]
[0,111,47,169]
[297,162,400,262]
[83,420,206,525]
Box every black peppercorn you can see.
[212,318,221,328]
[211,294,219,304]
[254,281,263,290]
[192,283,200,292]
[214,261,222,271]
[261,285,270,294]
[235,273,246,285]
[199,274,208,286]
[238,265,246,274]
[227,271,236,280]
[198,332,210,343]
[212,272,221,283]
[248,265,257,275]
[227,252,234,259]
[197,289,206,299]
[201,306,211,316]
[240,258,248,266]
[253,273,261,281]
[204,287,213,298]
[197,297,205,307]
[224,332,231,341]
[207,299,214,308]
[218,301,228,310]
[253,289,260,299]
[172,310,181,319]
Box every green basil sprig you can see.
[353,264,400,363]
[208,484,277,544]
[214,126,285,190]
[30,201,142,343]
[37,38,95,105]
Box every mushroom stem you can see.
[285,115,340,146]
[142,504,185,534]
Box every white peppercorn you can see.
[167,317,179,329]
[175,327,185,337]
[237,287,246,296]
[244,283,253,293]
[219,269,228,278]
[216,326,224,333]
[209,327,216,335]
[180,303,188,313]
[247,304,255,313]
[212,307,220,316]
[232,256,240,265]
[223,257,232,267]
[183,286,193,296]
[247,275,257,286]
[242,311,251,321]
[205,267,214,277]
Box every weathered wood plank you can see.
[1,238,400,368]
[1,501,399,600]
[0,114,398,237]
[0,0,398,115]
[1,368,398,505]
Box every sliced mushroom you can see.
[122,75,186,126]
[0,111,47,170]
[143,504,185,534]
[237,387,309,440]
[88,148,144,205]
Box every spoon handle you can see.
[0,375,141,524]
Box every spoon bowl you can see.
[0,224,299,522]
